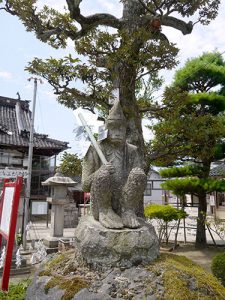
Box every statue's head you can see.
[106,100,126,144]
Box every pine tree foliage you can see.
[161,177,225,196]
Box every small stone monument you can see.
[42,173,76,248]
[75,100,159,268]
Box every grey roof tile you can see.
[0,96,68,153]
[209,164,225,177]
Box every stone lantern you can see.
[42,173,76,246]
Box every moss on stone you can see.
[44,275,89,300]
[39,251,89,300]
[62,262,77,275]
[45,253,67,269]
[39,269,52,277]
[149,253,225,300]
[40,251,73,277]
[44,276,62,293]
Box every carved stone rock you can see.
[74,216,159,268]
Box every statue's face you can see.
[107,122,126,144]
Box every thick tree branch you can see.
[139,106,156,113]
[139,13,193,35]
[1,0,122,45]
[161,15,193,35]
[66,0,122,30]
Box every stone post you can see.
[42,173,76,248]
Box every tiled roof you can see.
[209,164,225,177]
[0,96,68,154]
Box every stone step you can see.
[0,265,32,276]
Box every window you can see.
[0,151,23,166]
[144,182,152,196]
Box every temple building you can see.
[0,95,68,225]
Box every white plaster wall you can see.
[144,170,166,206]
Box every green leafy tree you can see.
[151,52,225,248]
[0,0,220,165]
[58,151,82,177]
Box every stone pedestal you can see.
[47,198,69,237]
[43,236,59,248]
[74,216,159,268]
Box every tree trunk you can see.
[114,1,148,217]
[195,194,207,248]
[119,63,146,217]
[119,0,146,168]
[195,161,211,248]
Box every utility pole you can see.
[22,77,42,249]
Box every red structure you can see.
[0,177,23,291]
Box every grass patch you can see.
[148,253,225,300]
[0,279,31,300]
[44,276,88,300]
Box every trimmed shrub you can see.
[144,204,188,245]
[211,252,225,286]
[144,204,187,222]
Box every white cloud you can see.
[24,82,34,90]
[96,0,122,16]
[0,71,13,79]
[42,90,57,101]
[37,0,66,12]
[37,0,121,16]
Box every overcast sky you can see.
[1,0,225,158]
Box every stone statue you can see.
[82,100,147,229]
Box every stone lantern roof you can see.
[42,172,76,186]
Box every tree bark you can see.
[195,161,211,248]
[118,0,147,168]
[113,1,148,217]
[195,194,207,248]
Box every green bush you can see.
[211,252,225,286]
[144,204,188,245]
[144,204,187,222]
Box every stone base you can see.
[43,236,60,248]
[0,258,30,276]
[74,216,159,269]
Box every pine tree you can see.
[152,52,225,248]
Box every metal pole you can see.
[22,78,39,249]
